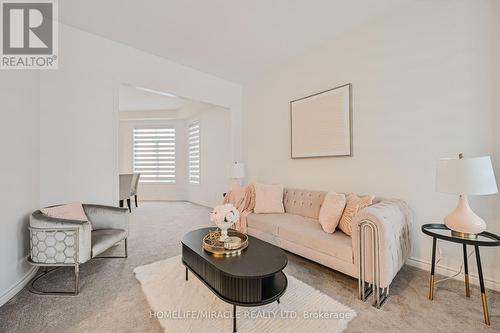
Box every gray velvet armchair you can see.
[29,204,129,295]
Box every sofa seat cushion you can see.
[247,213,319,236]
[91,229,127,257]
[278,217,353,263]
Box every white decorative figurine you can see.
[210,204,240,241]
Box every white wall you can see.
[491,0,500,234]
[243,0,500,288]
[186,107,232,207]
[40,23,242,207]
[0,71,40,305]
[119,118,187,201]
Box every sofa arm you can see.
[352,198,412,288]
[83,204,129,235]
[29,211,92,264]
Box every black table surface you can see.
[182,227,288,278]
[421,223,500,246]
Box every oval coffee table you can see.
[182,227,288,332]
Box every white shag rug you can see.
[134,256,356,333]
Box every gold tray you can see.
[202,229,248,256]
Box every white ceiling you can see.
[119,85,185,111]
[60,0,411,83]
[119,84,226,119]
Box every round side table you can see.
[421,224,500,325]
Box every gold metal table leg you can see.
[429,238,437,301]
[475,246,490,326]
[481,293,490,326]
[465,273,470,298]
[428,275,435,300]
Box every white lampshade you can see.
[436,156,498,195]
[231,162,245,179]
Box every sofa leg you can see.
[359,283,373,301]
[373,286,389,309]
[358,219,390,308]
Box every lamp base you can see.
[444,195,487,235]
[230,179,242,191]
[451,230,478,240]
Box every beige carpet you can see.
[135,255,356,332]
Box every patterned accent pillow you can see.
[338,194,374,236]
[41,202,88,222]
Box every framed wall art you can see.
[290,83,352,158]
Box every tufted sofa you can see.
[246,188,412,293]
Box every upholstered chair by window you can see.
[131,173,141,208]
[119,173,134,212]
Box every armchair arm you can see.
[83,204,129,235]
[29,211,92,264]
[352,198,413,288]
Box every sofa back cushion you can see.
[283,188,326,219]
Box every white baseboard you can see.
[406,257,500,292]
[0,265,39,307]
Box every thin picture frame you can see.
[290,83,353,159]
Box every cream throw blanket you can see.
[223,183,255,233]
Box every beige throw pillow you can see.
[338,194,374,236]
[254,183,285,214]
[318,192,346,233]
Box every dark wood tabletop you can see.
[181,227,288,278]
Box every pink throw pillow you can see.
[254,183,285,214]
[41,202,88,222]
[318,192,346,233]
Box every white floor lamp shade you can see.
[230,162,245,189]
[436,155,498,238]
[231,162,245,179]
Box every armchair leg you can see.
[119,200,124,208]
[28,265,80,296]
[135,195,138,208]
[74,264,80,295]
[126,198,131,212]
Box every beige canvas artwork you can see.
[291,84,352,158]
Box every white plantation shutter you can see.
[188,121,200,184]
[133,127,176,183]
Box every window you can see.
[133,127,175,183]
[188,121,200,184]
